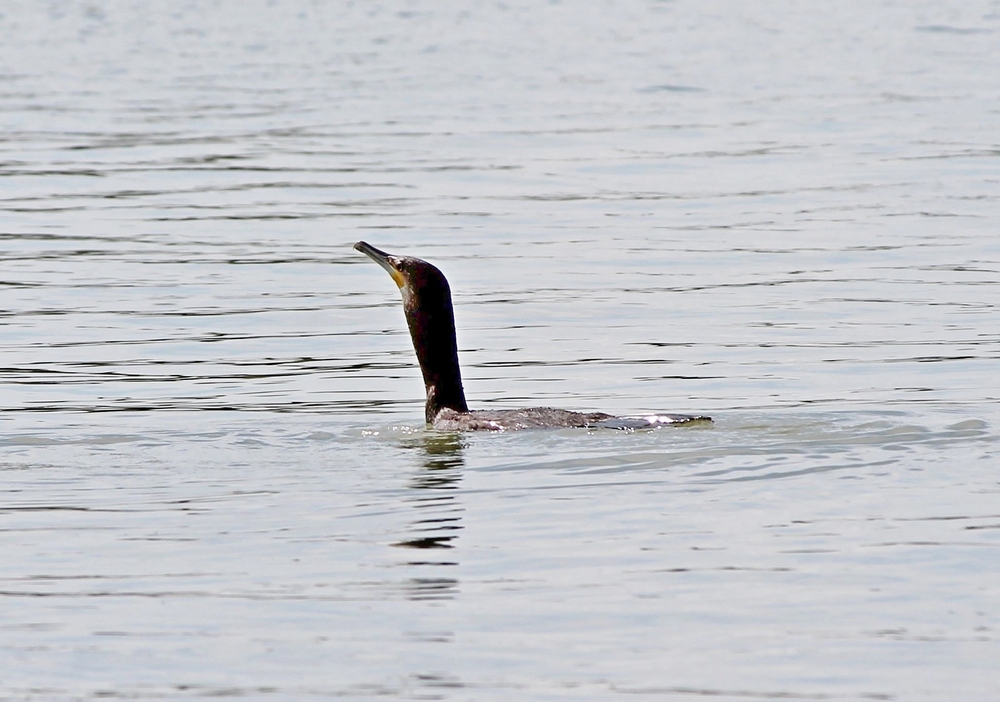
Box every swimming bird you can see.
[354,241,711,430]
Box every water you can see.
[2,1,999,699]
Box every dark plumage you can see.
[354,241,711,431]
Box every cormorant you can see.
[355,241,711,430]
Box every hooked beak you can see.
[354,241,405,289]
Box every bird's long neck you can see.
[403,282,469,423]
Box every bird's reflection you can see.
[393,432,467,602]
[393,431,466,553]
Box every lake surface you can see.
[2,1,999,699]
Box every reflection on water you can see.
[394,433,466,554]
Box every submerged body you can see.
[435,408,709,431]
[354,241,711,431]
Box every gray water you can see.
[2,1,999,700]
